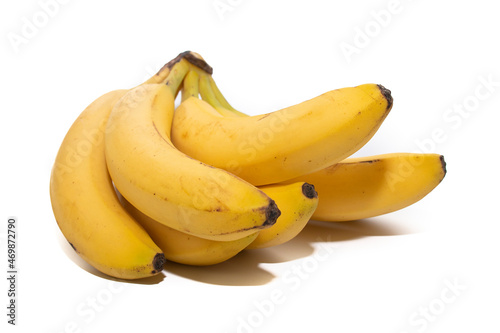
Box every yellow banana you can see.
[185,68,319,249]
[197,69,447,222]
[246,182,319,249]
[171,72,393,186]
[104,55,280,242]
[292,153,447,221]
[118,193,259,266]
[49,89,166,280]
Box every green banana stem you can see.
[206,75,248,117]
[208,76,238,112]
[182,70,200,102]
[164,59,190,97]
[199,73,224,108]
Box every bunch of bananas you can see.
[49,51,446,280]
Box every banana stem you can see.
[208,76,248,117]
[143,51,190,85]
[208,76,236,112]
[199,73,224,108]
[142,50,213,88]
[164,60,190,97]
[182,71,200,102]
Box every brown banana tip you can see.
[181,51,213,74]
[377,84,393,111]
[302,183,318,199]
[158,51,213,75]
[152,253,166,272]
[440,155,447,176]
[264,200,281,227]
[161,52,188,72]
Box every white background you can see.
[1,0,500,332]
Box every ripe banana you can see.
[49,89,166,280]
[246,182,319,249]
[291,153,447,221]
[50,49,447,280]
[118,193,259,266]
[172,72,393,186]
[196,70,447,222]
[104,57,280,241]
[182,68,319,250]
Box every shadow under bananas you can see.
[163,252,277,286]
[299,217,412,243]
[163,216,414,286]
[58,232,166,285]
[58,217,413,286]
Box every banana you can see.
[49,89,166,280]
[104,55,281,242]
[291,153,447,221]
[183,69,319,249]
[118,193,259,266]
[196,70,447,222]
[246,182,319,249]
[171,71,393,186]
